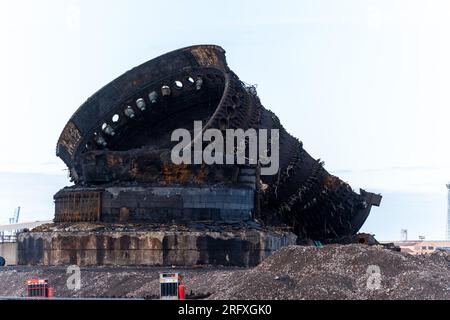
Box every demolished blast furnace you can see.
[18,45,381,266]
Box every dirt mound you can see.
[209,245,450,300]
[0,245,448,299]
[0,265,244,299]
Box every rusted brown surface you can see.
[54,190,101,222]
[189,46,220,66]
[56,121,81,157]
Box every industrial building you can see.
[447,183,450,240]
[389,240,450,255]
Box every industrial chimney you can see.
[447,184,450,240]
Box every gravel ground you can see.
[0,265,244,299]
[209,245,450,300]
[0,244,448,300]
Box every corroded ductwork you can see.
[54,44,381,242]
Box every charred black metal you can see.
[55,44,381,242]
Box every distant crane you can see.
[401,229,408,241]
[3,206,21,239]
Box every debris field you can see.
[1,244,448,300]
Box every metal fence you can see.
[0,234,17,243]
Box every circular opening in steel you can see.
[174,80,183,89]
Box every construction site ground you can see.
[0,244,448,300]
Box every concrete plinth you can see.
[17,225,296,267]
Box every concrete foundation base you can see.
[0,242,17,266]
[17,225,296,267]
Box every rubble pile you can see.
[0,266,245,299]
[0,245,448,299]
[210,245,450,300]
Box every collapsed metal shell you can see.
[55,45,381,241]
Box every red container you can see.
[26,279,53,298]
[178,283,185,300]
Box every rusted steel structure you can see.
[54,44,380,242]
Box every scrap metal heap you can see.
[18,45,381,266]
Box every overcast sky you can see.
[0,0,449,240]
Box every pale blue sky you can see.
[0,0,449,240]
